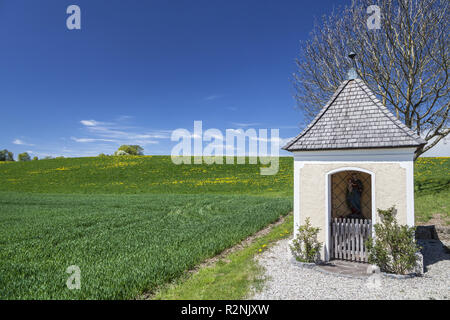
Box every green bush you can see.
[18,152,31,162]
[290,217,322,263]
[366,206,420,275]
[114,150,129,156]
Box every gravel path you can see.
[250,238,450,300]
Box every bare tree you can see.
[294,0,449,159]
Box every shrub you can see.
[114,150,129,156]
[366,206,420,275]
[116,145,143,156]
[32,156,39,161]
[290,217,322,263]
[18,152,31,161]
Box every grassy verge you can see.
[0,192,291,299]
[415,157,449,224]
[415,192,450,224]
[153,214,293,300]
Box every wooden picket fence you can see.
[330,218,372,262]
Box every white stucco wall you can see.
[292,148,416,261]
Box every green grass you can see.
[414,157,450,224]
[0,156,293,197]
[151,158,449,300]
[0,192,291,299]
[415,192,449,224]
[153,215,293,300]
[0,155,447,299]
[415,157,450,195]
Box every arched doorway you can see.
[331,170,371,220]
[326,168,374,262]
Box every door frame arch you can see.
[324,167,376,261]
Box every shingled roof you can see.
[283,78,426,152]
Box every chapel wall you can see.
[297,162,408,249]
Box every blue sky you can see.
[1,0,448,158]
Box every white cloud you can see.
[12,139,25,145]
[70,137,116,143]
[80,120,103,127]
[13,139,34,146]
[231,122,262,128]
[115,115,134,121]
[204,94,222,101]
[75,118,174,149]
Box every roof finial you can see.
[347,52,358,80]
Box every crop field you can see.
[0,155,448,299]
[0,192,291,299]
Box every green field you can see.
[0,156,293,197]
[0,155,448,299]
[0,192,291,299]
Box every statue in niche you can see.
[346,173,364,219]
